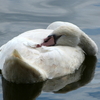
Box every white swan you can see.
[0,21,98,83]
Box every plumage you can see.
[0,21,98,83]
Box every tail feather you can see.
[12,49,23,60]
[2,49,47,83]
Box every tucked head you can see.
[40,24,98,56]
[41,26,81,47]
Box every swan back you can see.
[47,21,79,30]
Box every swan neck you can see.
[79,32,98,56]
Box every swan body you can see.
[0,21,98,83]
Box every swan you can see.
[0,21,98,83]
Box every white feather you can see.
[0,21,97,83]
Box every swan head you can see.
[41,24,98,56]
[42,26,81,47]
[52,26,81,47]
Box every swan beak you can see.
[41,35,55,46]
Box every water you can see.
[0,0,100,100]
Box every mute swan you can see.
[0,21,98,83]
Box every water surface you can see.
[0,0,100,100]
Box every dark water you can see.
[0,0,100,100]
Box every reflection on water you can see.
[2,56,97,100]
[54,56,97,94]
[2,79,44,100]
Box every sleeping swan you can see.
[0,21,98,83]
